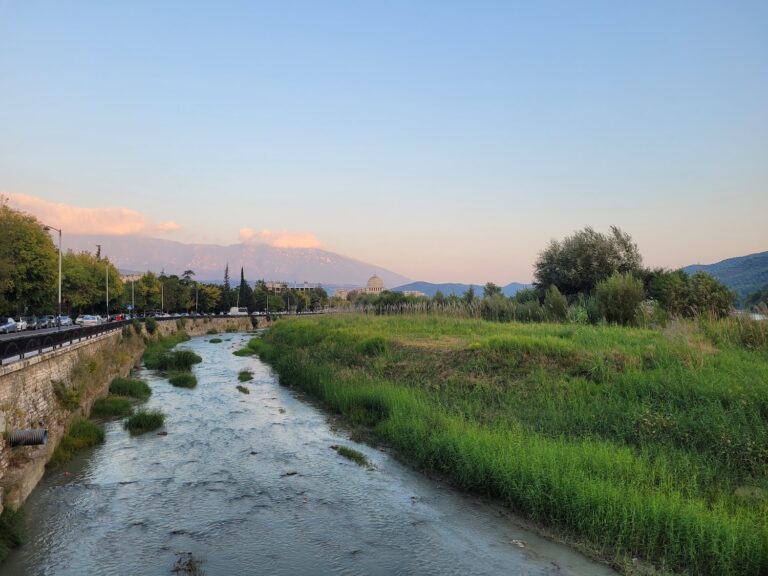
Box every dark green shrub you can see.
[133,319,143,334]
[169,373,197,388]
[513,301,544,323]
[109,377,151,399]
[236,385,250,394]
[209,338,222,343]
[206,329,219,335]
[596,272,644,325]
[124,410,165,434]
[91,396,134,418]
[689,272,734,318]
[145,317,158,334]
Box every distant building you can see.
[401,290,426,298]
[266,281,318,293]
[336,274,386,300]
[363,274,385,295]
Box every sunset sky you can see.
[1,1,766,284]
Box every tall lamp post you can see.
[43,225,62,327]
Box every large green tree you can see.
[534,226,642,295]
[0,200,57,316]
[62,251,123,315]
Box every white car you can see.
[15,318,28,331]
[76,315,100,327]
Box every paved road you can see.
[0,325,81,342]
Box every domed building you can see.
[364,274,385,295]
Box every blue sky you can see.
[1,1,766,283]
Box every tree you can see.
[483,282,502,298]
[238,267,253,310]
[137,272,162,313]
[463,285,476,305]
[221,264,231,310]
[534,226,642,295]
[0,201,57,315]
[61,251,123,315]
[595,272,645,325]
[688,272,734,318]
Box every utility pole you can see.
[43,225,62,327]
[106,263,109,318]
[132,279,135,316]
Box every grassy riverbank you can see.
[248,315,768,575]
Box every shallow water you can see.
[4,334,616,575]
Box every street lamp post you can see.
[43,225,62,328]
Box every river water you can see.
[4,334,616,575]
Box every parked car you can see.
[1,318,18,334]
[38,315,56,329]
[75,315,100,327]
[22,316,39,330]
[15,317,28,331]
[57,315,73,327]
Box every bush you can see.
[206,329,219,335]
[209,337,222,343]
[358,336,387,357]
[236,385,250,394]
[145,317,158,334]
[91,396,134,418]
[512,301,544,323]
[543,285,568,322]
[124,410,165,434]
[133,319,143,334]
[109,377,151,399]
[169,373,197,388]
[596,272,644,325]
[688,271,734,318]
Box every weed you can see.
[109,377,151,400]
[91,396,133,418]
[53,381,80,411]
[332,445,370,467]
[169,373,197,388]
[172,552,206,575]
[236,385,250,394]
[206,329,219,335]
[209,338,222,344]
[49,419,104,466]
[238,369,253,382]
[124,410,165,435]
[145,317,158,334]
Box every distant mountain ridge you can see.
[683,251,768,300]
[392,281,532,298]
[65,234,411,288]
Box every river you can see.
[4,333,616,575]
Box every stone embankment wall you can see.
[0,316,255,514]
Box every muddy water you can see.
[4,334,616,575]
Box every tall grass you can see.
[109,377,151,399]
[90,395,133,418]
[124,410,165,435]
[49,419,105,466]
[143,333,201,372]
[169,373,197,388]
[256,315,768,575]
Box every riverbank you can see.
[248,315,768,575]
[3,332,617,575]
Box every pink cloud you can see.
[4,191,180,236]
[239,227,321,249]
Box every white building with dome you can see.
[334,274,386,299]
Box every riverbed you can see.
[4,333,616,575]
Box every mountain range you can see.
[65,234,411,288]
[683,251,768,301]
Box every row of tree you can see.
[352,227,736,326]
[0,199,329,317]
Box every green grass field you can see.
[251,314,768,575]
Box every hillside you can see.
[683,251,768,301]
